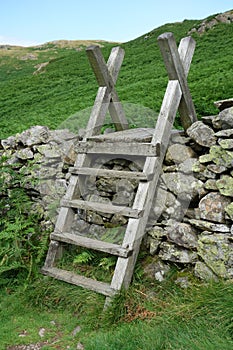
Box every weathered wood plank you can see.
[61,199,144,218]
[178,36,196,77]
[107,46,125,84]
[106,47,128,130]
[51,231,133,258]
[69,167,152,181]
[84,87,112,137]
[108,98,129,131]
[41,267,116,297]
[86,45,114,89]
[88,128,155,142]
[157,32,197,130]
[75,141,160,157]
[43,240,60,268]
[110,80,182,291]
[55,207,75,233]
[151,80,182,146]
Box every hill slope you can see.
[0,10,233,139]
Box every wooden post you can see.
[157,32,197,130]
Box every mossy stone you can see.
[198,234,230,278]
[216,175,233,197]
[209,145,233,168]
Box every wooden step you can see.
[69,167,153,181]
[51,231,133,258]
[87,128,155,142]
[75,141,160,157]
[61,199,144,218]
[41,267,116,297]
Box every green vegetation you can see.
[0,157,49,287]
[1,18,233,139]
[1,12,233,349]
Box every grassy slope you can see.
[1,17,233,138]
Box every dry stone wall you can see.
[1,105,233,283]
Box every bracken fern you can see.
[0,156,50,287]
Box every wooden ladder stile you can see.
[42,32,196,304]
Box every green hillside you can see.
[1,12,233,139]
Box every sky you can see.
[0,0,232,46]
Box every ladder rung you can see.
[60,199,144,218]
[70,167,153,181]
[75,141,160,157]
[41,267,116,297]
[51,231,133,258]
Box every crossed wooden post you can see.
[85,45,129,138]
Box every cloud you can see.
[0,35,40,47]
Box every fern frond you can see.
[73,250,95,265]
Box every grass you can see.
[0,279,105,349]
[0,289,88,349]
[1,269,233,349]
[84,319,233,350]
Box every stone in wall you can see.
[197,233,233,278]
[216,175,233,196]
[198,192,231,223]
[186,121,216,147]
[212,107,233,130]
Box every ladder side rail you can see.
[86,45,114,88]
[84,87,111,138]
[110,80,182,291]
